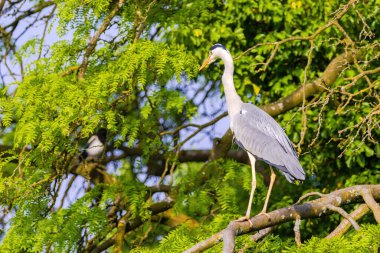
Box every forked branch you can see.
[184,184,380,253]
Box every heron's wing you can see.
[232,103,305,182]
[233,103,295,155]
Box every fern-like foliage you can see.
[0,20,198,252]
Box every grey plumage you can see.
[199,43,306,219]
[232,103,305,183]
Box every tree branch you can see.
[326,204,360,230]
[78,0,125,80]
[109,146,249,172]
[88,199,174,253]
[359,187,380,223]
[293,215,302,246]
[114,214,128,253]
[184,184,380,253]
[326,204,369,238]
[250,226,274,242]
[70,162,116,185]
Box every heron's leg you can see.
[259,166,276,214]
[245,153,257,218]
[237,153,257,224]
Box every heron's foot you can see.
[257,211,271,221]
[235,215,253,227]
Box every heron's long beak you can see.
[199,56,211,71]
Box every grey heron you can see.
[80,128,107,161]
[199,44,305,222]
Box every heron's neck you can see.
[220,51,242,116]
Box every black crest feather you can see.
[210,43,226,51]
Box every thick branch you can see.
[70,162,115,185]
[360,187,380,223]
[113,146,247,163]
[260,51,357,115]
[184,185,380,253]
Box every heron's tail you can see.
[279,155,305,183]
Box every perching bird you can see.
[80,128,107,161]
[199,44,305,222]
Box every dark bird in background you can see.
[80,128,107,161]
[199,44,305,222]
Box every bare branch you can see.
[133,0,157,43]
[360,187,380,223]
[184,184,380,253]
[250,226,274,242]
[296,192,326,204]
[175,112,228,149]
[326,204,360,230]
[294,215,302,246]
[59,175,77,209]
[70,162,115,185]
[160,112,227,136]
[326,204,369,238]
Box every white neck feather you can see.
[219,50,242,117]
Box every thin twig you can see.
[296,191,325,204]
[175,113,228,149]
[78,0,125,80]
[250,226,275,242]
[160,112,228,136]
[59,175,77,209]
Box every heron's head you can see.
[199,43,228,71]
